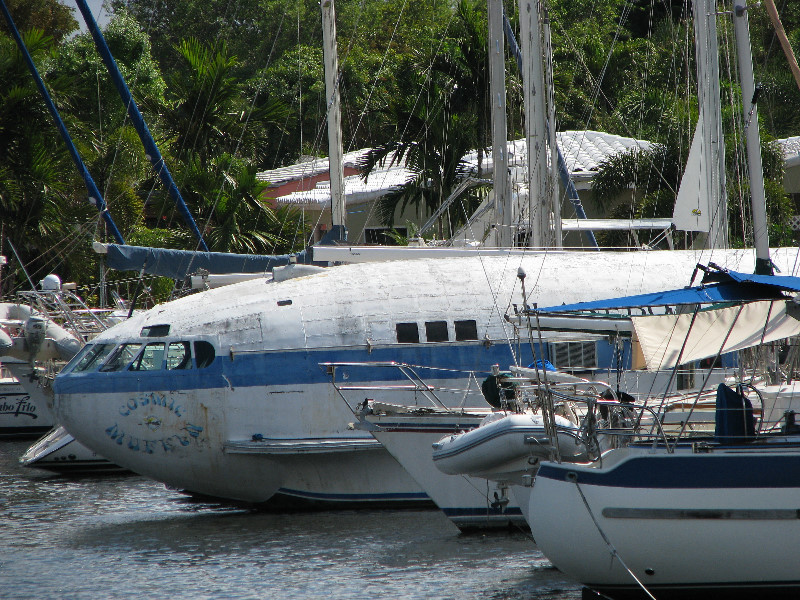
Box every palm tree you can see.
[358,0,491,239]
[591,129,793,249]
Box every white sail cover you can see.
[672,115,712,232]
[631,300,800,371]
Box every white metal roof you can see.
[265,131,653,209]
[775,136,800,169]
[256,148,373,186]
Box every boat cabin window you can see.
[167,342,192,370]
[67,343,115,373]
[425,321,449,342]
[141,324,170,337]
[395,322,419,344]
[454,320,478,341]
[100,343,143,372]
[194,341,215,368]
[130,342,165,371]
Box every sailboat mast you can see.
[0,0,125,245]
[321,0,346,241]
[488,0,513,247]
[732,1,772,274]
[519,0,549,248]
[543,9,562,249]
[74,0,209,252]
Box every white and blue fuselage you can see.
[54,249,793,506]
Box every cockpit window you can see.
[194,341,215,368]
[100,343,143,372]
[70,343,115,373]
[167,342,192,370]
[141,324,170,337]
[129,342,165,371]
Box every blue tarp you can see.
[102,226,345,279]
[537,282,784,314]
[703,269,800,292]
[536,267,800,314]
[104,245,318,279]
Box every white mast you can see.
[692,0,727,249]
[543,7,561,248]
[321,0,346,238]
[732,1,771,273]
[519,0,549,247]
[488,0,512,247]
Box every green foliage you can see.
[1,0,798,292]
[0,0,78,43]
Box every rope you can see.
[572,477,658,600]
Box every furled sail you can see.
[672,114,712,232]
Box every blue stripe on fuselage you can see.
[54,342,532,395]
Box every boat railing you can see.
[321,361,490,414]
[16,289,113,342]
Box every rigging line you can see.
[347,0,409,152]
[571,479,658,600]
[580,0,635,135]
[329,0,367,150]
[353,10,459,243]
[197,10,288,254]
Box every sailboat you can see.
[528,269,800,599]
[527,2,800,597]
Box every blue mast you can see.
[73,0,210,252]
[0,0,125,245]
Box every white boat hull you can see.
[20,426,125,474]
[0,373,54,438]
[529,443,800,599]
[366,410,527,529]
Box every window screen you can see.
[550,341,597,370]
[425,321,449,342]
[454,320,478,341]
[395,322,420,343]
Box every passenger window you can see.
[70,343,114,373]
[141,324,170,337]
[130,342,165,371]
[454,320,478,341]
[425,321,449,342]
[167,342,192,370]
[395,322,419,344]
[100,343,143,372]
[194,341,216,368]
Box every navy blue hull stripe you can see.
[538,453,800,489]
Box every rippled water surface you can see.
[0,440,582,600]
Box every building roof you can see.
[263,130,653,209]
[775,136,800,169]
[256,148,372,186]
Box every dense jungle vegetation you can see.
[0,0,798,301]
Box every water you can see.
[0,440,582,600]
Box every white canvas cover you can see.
[631,300,800,371]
